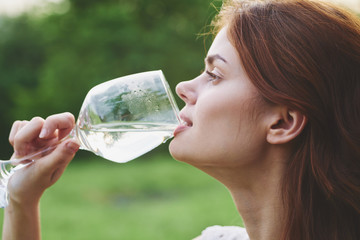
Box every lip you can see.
[173,124,189,137]
[173,112,193,137]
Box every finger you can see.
[37,139,80,185]
[9,120,29,146]
[40,112,75,140]
[13,117,45,156]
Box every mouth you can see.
[173,114,193,137]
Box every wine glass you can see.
[0,70,180,207]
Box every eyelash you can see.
[206,70,222,83]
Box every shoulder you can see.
[195,225,249,240]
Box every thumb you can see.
[38,139,80,185]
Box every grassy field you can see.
[0,151,243,240]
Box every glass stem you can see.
[0,127,79,208]
[10,126,78,165]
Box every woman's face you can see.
[169,27,272,167]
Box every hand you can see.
[7,112,80,206]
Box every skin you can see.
[2,113,80,240]
[170,27,275,168]
[2,28,306,240]
[170,28,307,240]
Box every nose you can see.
[176,79,197,105]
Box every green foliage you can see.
[0,2,243,237]
[0,0,222,157]
[0,155,243,239]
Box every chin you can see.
[169,140,191,163]
[168,139,181,160]
[169,138,213,166]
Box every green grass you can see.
[0,153,243,239]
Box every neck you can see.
[195,149,287,240]
[230,175,285,240]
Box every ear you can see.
[266,109,307,145]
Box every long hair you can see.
[212,0,360,239]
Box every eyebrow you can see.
[205,54,228,65]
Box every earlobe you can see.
[266,110,307,145]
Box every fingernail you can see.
[39,128,48,138]
[66,141,80,154]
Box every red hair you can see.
[213,0,360,239]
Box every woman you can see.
[3,0,360,239]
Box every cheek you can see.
[194,92,265,157]
[196,92,247,136]
[193,95,245,150]
[169,86,266,165]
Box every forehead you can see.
[207,28,240,66]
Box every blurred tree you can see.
[0,15,46,157]
[0,0,221,157]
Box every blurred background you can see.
[0,0,359,157]
[0,0,221,158]
[0,0,359,239]
[0,0,244,239]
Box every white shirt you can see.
[199,225,249,240]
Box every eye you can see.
[206,69,222,84]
